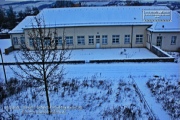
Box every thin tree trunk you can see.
[44,76,51,114]
[43,58,51,114]
[41,36,51,114]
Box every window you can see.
[124,35,130,44]
[29,38,34,47]
[55,37,62,46]
[96,35,100,43]
[77,36,85,45]
[112,35,120,44]
[66,36,73,45]
[171,36,176,45]
[36,37,41,47]
[13,37,18,45]
[136,35,143,44]
[29,38,41,47]
[44,37,51,46]
[20,37,25,44]
[88,36,94,45]
[102,35,108,44]
[156,36,162,46]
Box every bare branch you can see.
[11,15,71,115]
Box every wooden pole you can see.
[0,49,7,84]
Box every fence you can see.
[150,45,174,62]
[151,45,171,57]
[131,78,158,120]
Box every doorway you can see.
[96,35,100,48]
[156,36,162,47]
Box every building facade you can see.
[9,6,180,51]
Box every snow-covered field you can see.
[1,62,179,119]
[147,77,180,119]
[70,48,158,60]
[0,48,159,62]
[0,39,11,53]
[0,38,180,119]
[1,1,54,12]
[168,52,180,63]
[1,78,154,119]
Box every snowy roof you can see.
[9,6,180,33]
[9,16,35,34]
[147,11,180,32]
[25,6,165,28]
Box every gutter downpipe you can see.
[131,25,134,48]
[150,31,153,51]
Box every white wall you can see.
[10,33,24,49]
[23,25,149,50]
[151,32,180,51]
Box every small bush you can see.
[147,78,180,119]
[0,77,33,103]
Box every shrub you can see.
[0,77,32,103]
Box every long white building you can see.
[9,6,180,51]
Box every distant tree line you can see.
[0,1,82,32]
[0,6,39,31]
[52,1,81,8]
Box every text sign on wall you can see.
[143,10,172,22]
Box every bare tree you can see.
[10,16,71,114]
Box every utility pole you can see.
[0,49,7,84]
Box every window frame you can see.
[29,37,41,47]
[55,37,62,46]
[13,37,18,45]
[77,36,85,45]
[66,36,73,45]
[156,36,162,46]
[171,36,177,45]
[112,35,120,44]
[124,35,130,44]
[36,37,41,47]
[136,34,143,44]
[102,35,108,45]
[96,35,100,43]
[29,38,34,47]
[20,37,25,44]
[44,37,51,46]
[88,35,94,45]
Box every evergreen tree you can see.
[17,10,26,23]
[32,7,39,15]
[6,6,16,29]
[0,9,5,31]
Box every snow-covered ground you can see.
[1,1,54,12]
[70,48,158,60]
[0,38,180,119]
[0,29,9,34]
[1,78,154,119]
[0,39,159,62]
[0,48,159,62]
[168,51,180,63]
[146,77,180,119]
[0,39,11,53]
[1,62,180,119]
[81,2,109,6]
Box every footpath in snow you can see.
[134,78,170,120]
